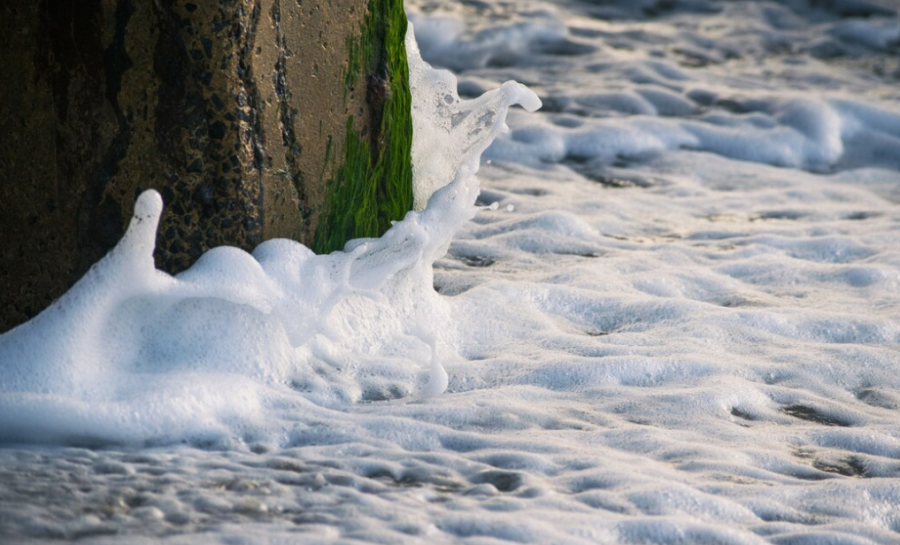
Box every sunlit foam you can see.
[0,25,541,447]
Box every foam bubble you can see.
[0,26,541,447]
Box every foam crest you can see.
[0,27,540,447]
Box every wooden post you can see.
[0,0,413,332]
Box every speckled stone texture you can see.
[0,0,408,332]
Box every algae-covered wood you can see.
[0,0,414,332]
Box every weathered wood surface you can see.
[0,0,413,332]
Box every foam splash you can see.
[0,27,540,447]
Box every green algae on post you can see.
[314,0,415,254]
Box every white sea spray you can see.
[0,26,540,447]
[2,2,900,543]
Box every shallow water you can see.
[3,1,900,544]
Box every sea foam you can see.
[3,3,900,543]
[0,28,541,447]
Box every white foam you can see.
[0,26,541,447]
[3,2,900,544]
[486,93,900,172]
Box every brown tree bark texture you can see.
[0,0,397,332]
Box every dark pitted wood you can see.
[0,0,411,332]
